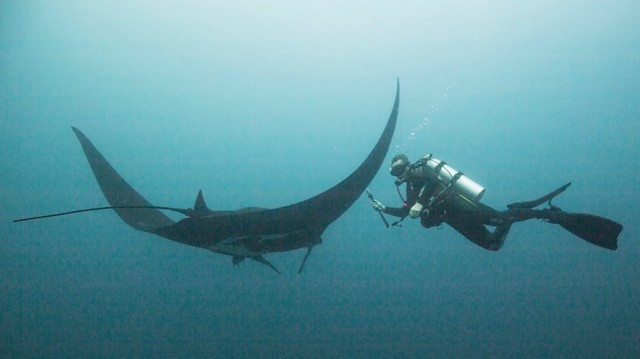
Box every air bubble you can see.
[394,85,453,149]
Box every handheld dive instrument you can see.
[367,188,390,228]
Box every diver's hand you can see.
[371,200,386,212]
[409,203,423,218]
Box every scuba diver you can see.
[371,154,623,250]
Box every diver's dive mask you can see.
[390,154,410,177]
[390,163,407,176]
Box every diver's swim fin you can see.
[508,182,571,209]
[547,211,622,250]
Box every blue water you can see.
[2,2,639,358]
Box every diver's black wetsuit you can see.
[384,162,517,251]
[380,157,621,251]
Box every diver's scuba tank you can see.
[418,154,485,201]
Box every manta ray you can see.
[15,82,400,273]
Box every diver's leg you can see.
[491,221,513,249]
[479,202,551,225]
[443,203,511,251]
[445,216,511,251]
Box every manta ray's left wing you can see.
[72,127,175,231]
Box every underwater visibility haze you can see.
[2,1,639,358]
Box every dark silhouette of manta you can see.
[16,82,400,273]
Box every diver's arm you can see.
[370,194,411,217]
[379,184,414,217]
[383,205,410,218]
[415,184,433,207]
[414,167,439,207]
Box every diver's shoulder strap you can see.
[412,154,433,168]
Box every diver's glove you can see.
[409,203,424,218]
[371,200,386,212]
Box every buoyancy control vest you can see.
[413,154,485,203]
